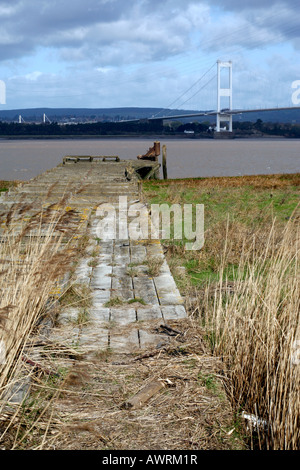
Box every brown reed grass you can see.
[200,211,300,449]
[0,201,80,448]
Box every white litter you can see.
[241,412,268,431]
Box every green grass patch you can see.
[104,296,124,307]
[0,180,19,192]
[143,173,300,290]
[198,372,218,393]
[127,297,147,305]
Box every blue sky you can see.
[0,0,299,111]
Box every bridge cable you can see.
[157,73,217,119]
[151,62,216,118]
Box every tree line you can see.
[0,119,163,136]
[233,119,300,137]
[0,118,299,137]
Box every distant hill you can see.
[231,109,300,124]
[0,107,299,123]
[0,107,174,122]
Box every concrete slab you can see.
[109,329,140,353]
[57,307,80,325]
[138,329,170,350]
[136,306,163,321]
[78,327,109,350]
[153,273,184,306]
[90,265,112,289]
[130,244,147,264]
[145,242,164,259]
[133,277,159,305]
[111,266,133,301]
[160,305,187,320]
[92,289,111,306]
[110,307,137,325]
[50,325,80,346]
[89,307,110,323]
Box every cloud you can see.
[212,0,298,11]
[192,1,300,58]
[23,71,43,81]
[1,0,299,67]
[0,0,209,64]
[207,0,300,44]
[1,1,300,110]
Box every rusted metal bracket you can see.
[137,141,160,161]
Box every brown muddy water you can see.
[0,138,299,181]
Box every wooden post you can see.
[154,141,160,161]
[162,145,167,180]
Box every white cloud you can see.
[0,0,300,110]
[24,71,43,81]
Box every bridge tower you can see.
[216,60,232,132]
[43,113,51,124]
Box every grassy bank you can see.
[143,173,299,288]
[143,173,300,450]
[0,181,19,193]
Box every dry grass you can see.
[0,200,82,448]
[41,318,244,451]
[145,174,300,449]
[151,173,300,190]
[197,213,300,449]
[145,256,164,277]
[58,284,93,310]
[126,255,164,278]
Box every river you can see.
[0,137,299,180]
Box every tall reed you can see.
[0,202,78,445]
[203,214,299,449]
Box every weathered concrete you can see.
[0,157,187,357]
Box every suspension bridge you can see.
[17,112,52,124]
[126,60,300,133]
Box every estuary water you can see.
[0,137,299,181]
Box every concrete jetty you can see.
[0,155,187,358]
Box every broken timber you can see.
[121,380,165,410]
[137,141,160,161]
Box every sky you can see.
[0,0,300,112]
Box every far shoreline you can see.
[1,134,300,141]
